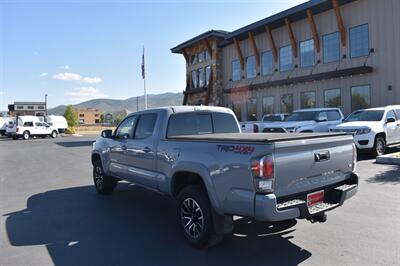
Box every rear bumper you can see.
[254,172,358,221]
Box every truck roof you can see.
[130,105,233,115]
[293,108,340,112]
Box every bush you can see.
[64,105,78,128]
[65,127,76,135]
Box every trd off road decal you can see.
[217,145,255,155]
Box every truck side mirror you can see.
[101,129,113,138]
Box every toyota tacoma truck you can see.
[91,106,358,248]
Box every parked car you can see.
[91,106,358,248]
[9,116,59,140]
[330,106,400,156]
[262,108,344,133]
[240,114,287,133]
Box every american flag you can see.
[141,48,145,79]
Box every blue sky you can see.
[0,0,306,109]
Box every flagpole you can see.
[143,46,148,110]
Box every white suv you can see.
[10,116,59,140]
[330,106,400,156]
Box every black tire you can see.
[93,159,117,195]
[51,130,58,138]
[374,136,386,156]
[177,185,222,248]
[22,131,30,140]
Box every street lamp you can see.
[45,94,48,117]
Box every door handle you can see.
[143,147,152,153]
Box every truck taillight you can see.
[251,155,275,193]
[253,124,259,133]
[352,143,357,172]
[16,127,19,133]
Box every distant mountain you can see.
[48,92,184,116]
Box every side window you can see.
[317,112,328,121]
[395,109,400,120]
[386,110,396,121]
[212,113,240,133]
[115,116,137,139]
[327,110,342,121]
[35,122,42,127]
[134,114,157,139]
[167,113,212,137]
[24,122,33,127]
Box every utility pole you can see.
[45,94,48,119]
[136,96,139,111]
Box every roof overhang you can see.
[171,30,229,54]
[220,0,357,47]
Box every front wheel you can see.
[93,160,117,195]
[51,130,58,138]
[374,136,386,156]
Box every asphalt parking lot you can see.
[0,135,399,266]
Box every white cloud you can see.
[53,72,82,81]
[39,72,48,77]
[82,76,102,84]
[65,87,107,100]
[60,65,70,70]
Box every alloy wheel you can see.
[94,166,104,189]
[180,198,204,239]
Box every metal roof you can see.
[171,30,229,54]
[13,102,45,105]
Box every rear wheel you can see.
[51,130,58,138]
[93,160,117,195]
[177,185,223,248]
[374,136,386,156]
[22,131,30,140]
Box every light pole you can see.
[45,94,48,117]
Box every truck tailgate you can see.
[273,135,354,198]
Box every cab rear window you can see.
[167,112,239,137]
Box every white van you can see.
[45,115,68,133]
[10,116,59,140]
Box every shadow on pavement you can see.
[4,184,311,266]
[366,164,400,184]
[54,141,95,148]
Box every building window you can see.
[350,24,369,58]
[323,32,340,63]
[79,114,84,117]
[16,106,23,110]
[190,55,196,65]
[232,102,242,122]
[246,56,256,79]
[198,68,204,87]
[247,98,257,121]
[279,45,293,72]
[198,51,204,63]
[205,50,211,61]
[300,91,316,109]
[205,65,211,86]
[324,88,341,108]
[37,106,44,110]
[351,85,371,111]
[261,51,273,75]
[27,106,34,110]
[191,70,197,88]
[95,114,99,117]
[300,39,315,67]
[281,94,293,113]
[232,59,241,81]
[262,96,274,115]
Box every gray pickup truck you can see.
[91,106,358,248]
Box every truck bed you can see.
[168,132,348,143]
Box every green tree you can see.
[114,114,124,126]
[100,113,105,123]
[64,105,78,128]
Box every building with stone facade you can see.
[171,0,400,121]
[8,102,46,117]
